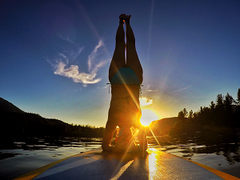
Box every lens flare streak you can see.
[148,127,161,148]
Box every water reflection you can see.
[147,127,240,165]
[0,137,102,162]
[0,141,102,179]
[148,148,158,179]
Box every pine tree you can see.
[237,88,240,105]
[224,93,233,106]
[216,94,224,107]
[188,110,193,119]
[210,101,215,110]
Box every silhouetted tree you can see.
[210,101,215,110]
[237,88,240,105]
[216,94,224,107]
[178,108,188,120]
[169,88,240,148]
[178,111,184,120]
[188,110,193,120]
[183,108,188,118]
[224,93,234,107]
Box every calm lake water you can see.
[0,142,102,180]
[161,143,240,178]
[1,139,240,179]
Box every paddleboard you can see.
[15,147,240,180]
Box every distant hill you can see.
[0,97,105,148]
[0,97,177,148]
[0,97,70,143]
[149,117,178,136]
[0,97,24,113]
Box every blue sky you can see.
[1,0,240,127]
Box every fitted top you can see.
[110,67,140,85]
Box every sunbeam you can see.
[148,127,161,148]
[73,0,111,58]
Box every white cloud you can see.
[54,62,102,84]
[140,97,153,107]
[47,39,108,87]
[88,39,104,71]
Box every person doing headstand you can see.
[102,14,146,153]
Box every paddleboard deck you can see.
[15,147,240,180]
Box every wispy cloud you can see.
[47,39,108,87]
[88,39,104,71]
[146,85,158,92]
[173,85,192,92]
[58,33,75,44]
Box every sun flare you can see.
[140,109,159,127]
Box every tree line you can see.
[177,88,240,127]
[169,88,240,145]
[0,111,105,148]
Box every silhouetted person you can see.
[102,14,147,153]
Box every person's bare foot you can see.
[124,14,131,23]
[119,14,126,23]
[119,14,131,23]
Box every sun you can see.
[140,109,159,127]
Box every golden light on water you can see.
[140,109,159,127]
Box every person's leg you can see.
[138,127,147,151]
[109,21,126,81]
[104,20,126,151]
[102,120,117,151]
[126,21,143,84]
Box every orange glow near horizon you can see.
[140,109,159,127]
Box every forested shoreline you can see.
[1,89,240,149]
[169,88,240,145]
[0,111,104,148]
